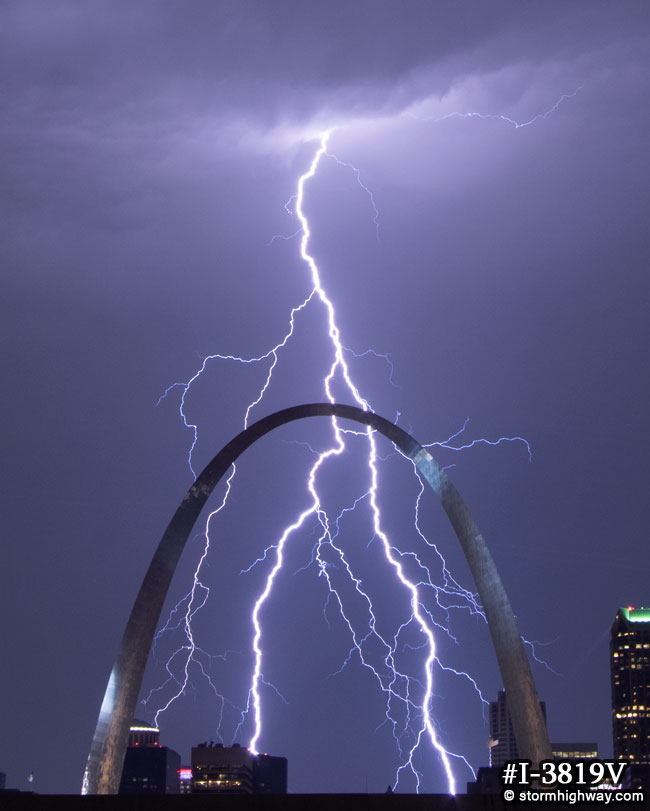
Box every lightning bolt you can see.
[239,132,481,792]
[149,90,575,792]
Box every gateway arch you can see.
[83,403,551,794]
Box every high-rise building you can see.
[118,720,181,794]
[489,690,547,767]
[611,606,650,764]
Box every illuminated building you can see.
[191,743,287,794]
[127,720,160,747]
[118,720,180,795]
[178,767,193,794]
[551,743,598,760]
[611,606,650,764]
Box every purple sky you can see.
[2,0,649,795]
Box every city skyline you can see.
[1,0,649,795]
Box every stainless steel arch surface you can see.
[83,403,551,793]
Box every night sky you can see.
[2,0,649,796]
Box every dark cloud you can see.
[3,1,648,128]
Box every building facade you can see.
[551,743,598,760]
[611,606,650,764]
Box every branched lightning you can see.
[325,152,381,240]
[147,464,240,730]
[412,87,583,129]
[344,346,400,388]
[149,91,575,792]
[424,417,533,463]
[157,291,316,477]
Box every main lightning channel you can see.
[241,131,461,792]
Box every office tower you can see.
[551,743,597,760]
[611,606,650,763]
